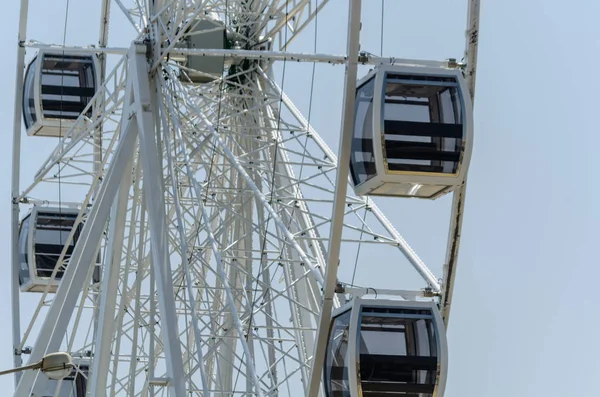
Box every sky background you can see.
[1,0,599,396]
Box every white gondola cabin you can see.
[324,298,448,397]
[350,65,473,199]
[18,206,100,293]
[22,50,99,137]
[40,359,89,396]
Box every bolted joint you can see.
[358,51,370,64]
[446,58,465,69]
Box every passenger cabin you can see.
[175,16,227,83]
[18,206,100,293]
[40,359,89,396]
[22,50,99,137]
[324,298,448,397]
[349,65,473,199]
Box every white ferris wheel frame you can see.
[9,0,481,395]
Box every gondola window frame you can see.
[22,55,38,130]
[378,72,467,178]
[22,50,100,137]
[18,206,101,293]
[350,76,377,187]
[324,308,353,397]
[39,53,97,122]
[325,298,449,397]
[18,213,31,286]
[356,307,442,396]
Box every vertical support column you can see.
[10,0,30,386]
[148,234,156,397]
[89,6,118,388]
[441,0,480,326]
[89,120,135,395]
[95,0,111,182]
[464,0,480,101]
[306,0,362,394]
[129,45,187,396]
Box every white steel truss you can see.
[10,0,480,396]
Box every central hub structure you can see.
[172,13,272,85]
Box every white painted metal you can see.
[464,0,481,101]
[10,0,29,386]
[129,44,187,396]
[203,116,325,287]
[258,76,325,380]
[160,78,211,397]
[10,0,480,396]
[441,0,481,326]
[341,286,432,301]
[22,42,453,68]
[15,104,137,396]
[307,0,362,394]
[88,140,134,396]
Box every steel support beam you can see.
[306,0,362,394]
[160,81,211,397]
[172,124,264,397]
[21,42,452,68]
[258,85,324,391]
[10,0,30,386]
[130,44,187,396]
[441,0,480,325]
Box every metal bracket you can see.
[358,51,370,64]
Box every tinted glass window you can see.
[324,310,352,397]
[34,212,80,279]
[350,78,377,186]
[358,310,438,397]
[382,75,463,175]
[18,216,30,285]
[23,57,38,129]
[40,54,96,121]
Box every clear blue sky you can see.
[1,0,599,396]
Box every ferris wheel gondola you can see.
[324,298,448,397]
[18,206,100,293]
[22,50,99,137]
[350,65,473,199]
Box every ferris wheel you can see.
[9,0,481,396]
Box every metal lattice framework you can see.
[9,0,480,395]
